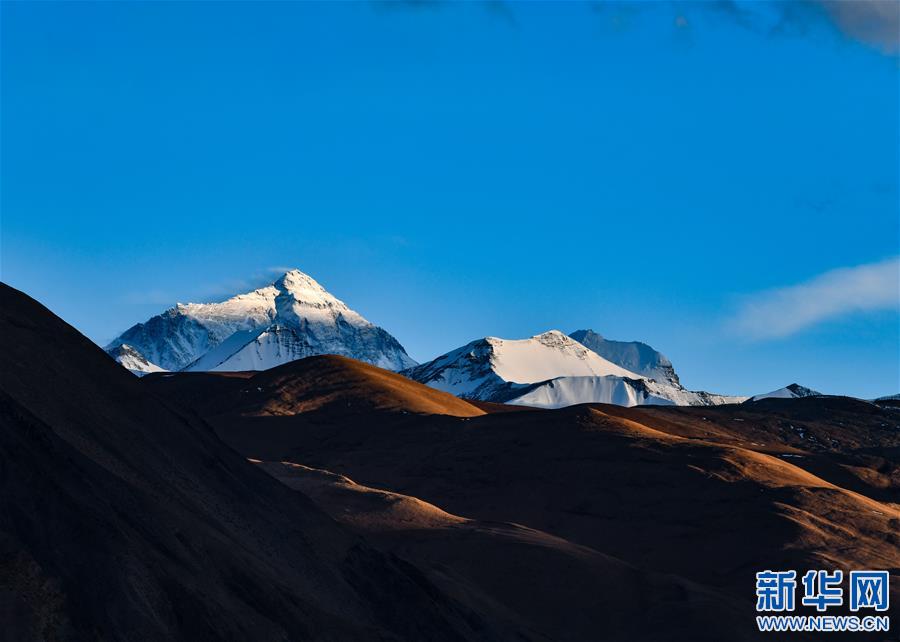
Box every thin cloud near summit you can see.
[729,256,900,340]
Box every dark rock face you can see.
[108,309,214,371]
[569,329,680,386]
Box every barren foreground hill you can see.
[148,355,900,640]
[3,281,898,641]
[0,284,511,641]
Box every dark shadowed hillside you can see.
[147,357,900,640]
[0,283,513,641]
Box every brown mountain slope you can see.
[0,283,512,641]
[149,364,900,634]
[145,354,484,418]
[607,399,900,504]
[0,284,779,642]
[255,461,758,642]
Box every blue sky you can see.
[2,1,898,397]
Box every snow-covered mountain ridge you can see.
[401,331,641,399]
[403,330,746,408]
[106,269,416,373]
[104,269,841,409]
[748,383,822,402]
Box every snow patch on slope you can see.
[106,344,167,377]
[508,376,745,409]
[199,325,310,372]
[489,331,644,383]
[508,376,673,408]
[184,327,268,371]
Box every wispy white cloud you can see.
[267,266,297,275]
[818,0,900,55]
[593,0,899,56]
[729,257,900,339]
[202,267,295,299]
[121,267,299,308]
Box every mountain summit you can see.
[748,383,822,402]
[106,269,416,373]
[405,330,746,408]
[402,330,644,402]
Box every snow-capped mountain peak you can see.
[527,330,594,354]
[276,269,342,307]
[405,330,746,408]
[403,330,646,402]
[277,268,323,288]
[272,269,369,327]
[107,269,415,373]
[748,383,822,402]
[485,330,644,383]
